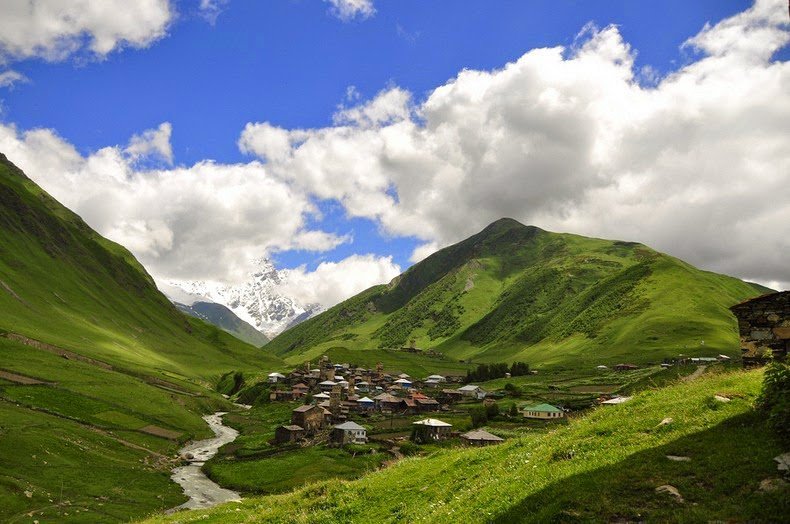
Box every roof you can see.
[461,429,504,442]
[730,291,790,311]
[334,421,366,431]
[426,375,445,380]
[319,380,337,386]
[416,398,439,405]
[522,403,563,413]
[292,383,308,389]
[413,418,452,427]
[268,372,286,377]
[358,396,374,403]
[398,373,411,379]
[601,396,632,405]
[459,385,481,391]
[293,404,319,413]
[280,425,304,431]
[394,378,412,384]
[313,393,330,399]
[374,393,401,402]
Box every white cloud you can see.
[239,0,790,290]
[0,0,172,62]
[275,254,400,306]
[0,69,28,88]
[198,0,229,25]
[0,122,348,283]
[125,122,174,165]
[324,0,375,22]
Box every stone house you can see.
[730,291,789,367]
[275,425,304,444]
[291,404,325,433]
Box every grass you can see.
[145,368,788,523]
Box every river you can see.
[169,412,242,512]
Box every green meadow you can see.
[146,368,789,523]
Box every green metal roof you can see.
[521,403,563,413]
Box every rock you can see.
[658,417,673,427]
[775,452,790,473]
[713,395,731,403]
[759,478,787,493]
[655,484,684,503]
[24,490,32,498]
[181,452,194,460]
[666,455,691,462]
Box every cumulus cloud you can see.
[275,254,400,306]
[239,0,790,290]
[324,0,375,22]
[0,0,172,62]
[125,122,174,165]
[0,122,349,283]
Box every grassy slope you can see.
[0,153,283,521]
[147,369,788,523]
[268,219,762,371]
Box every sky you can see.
[0,0,788,307]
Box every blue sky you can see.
[1,0,788,302]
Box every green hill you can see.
[0,153,281,521]
[268,218,764,370]
[146,368,788,523]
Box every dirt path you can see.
[682,365,707,382]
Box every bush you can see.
[470,406,488,428]
[485,401,500,419]
[399,441,420,456]
[756,361,790,442]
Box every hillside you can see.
[267,218,765,369]
[0,153,282,522]
[147,368,789,523]
[175,301,269,347]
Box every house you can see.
[437,389,464,404]
[291,404,325,433]
[730,291,789,367]
[412,418,453,442]
[424,379,442,388]
[357,396,375,411]
[426,374,447,383]
[292,383,310,398]
[374,393,403,411]
[355,381,370,393]
[313,392,330,401]
[275,425,304,444]
[614,363,638,371]
[458,384,486,399]
[397,373,411,379]
[319,380,337,392]
[268,372,286,383]
[460,429,504,446]
[415,397,440,413]
[522,403,564,419]
[394,378,413,389]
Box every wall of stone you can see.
[730,291,789,363]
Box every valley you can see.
[0,153,786,523]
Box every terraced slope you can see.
[267,218,764,369]
[0,153,282,521]
[147,368,788,523]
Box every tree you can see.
[509,403,519,417]
[470,406,488,428]
[485,401,500,419]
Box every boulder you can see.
[655,484,684,503]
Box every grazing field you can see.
[147,369,788,523]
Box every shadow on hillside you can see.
[492,412,789,523]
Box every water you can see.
[169,412,241,512]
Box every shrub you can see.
[470,406,488,428]
[399,441,420,456]
[756,361,790,442]
[485,401,500,419]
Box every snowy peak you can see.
[161,259,323,339]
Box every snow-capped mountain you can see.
[162,259,324,339]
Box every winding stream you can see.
[169,412,241,512]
